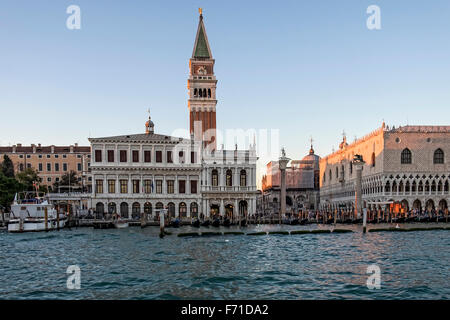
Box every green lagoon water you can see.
[0,224,449,299]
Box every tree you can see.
[1,155,15,178]
[16,168,42,191]
[0,171,23,211]
[53,170,79,192]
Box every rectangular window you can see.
[144,150,151,163]
[38,163,43,172]
[63,163,67,171]
[107,150,114,162]
[95,180,103,194]
[47,163,51,171]
[156,180,162,194]
[132,150,139,163]
[108,180,115,193]
[167,180,174,193]
[179,151,185,163]
[95,150,102,162]
[144,180,152,193]
[77,163,82,171]
[120,150,127,162]
[27,163,31,169]
[120,180,128,193]
[156,151,162,163]
[167,151,173,163]
[133,180,140,193]
[191,151,196,164]
[190,180,197,194]
[55,163,59,172]
[178,180,186,194]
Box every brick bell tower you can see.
[188,9,217,151]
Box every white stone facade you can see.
[89,134,257,219]
[319,124,450,212]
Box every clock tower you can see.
[188,9,217,151]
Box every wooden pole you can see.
[44,206,48,232]
[57,206,60,231]
[159,210,165,238]
[363,208,367,233]
[141,210,146,228]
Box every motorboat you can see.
[8,192,66,233]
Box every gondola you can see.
[240,219,247,227]
[212,218,221,227]
[201,220,210,227]
[352,218,362,224]
[396,217,405,223]
[192,219,200,228]
[438,216,447,222]
[325,218,334,224]
[343,218,353,224]
[290,218,299,225]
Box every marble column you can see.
[279,151,290,224]
[354,157,365,219]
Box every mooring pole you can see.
[141,210,146,229]
[363,208,367,233]
[159,210,165,238]
[56,206,60,231]
[44,206,48,232]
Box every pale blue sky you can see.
[1,0,449,164]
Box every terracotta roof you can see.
[0,146,90,153]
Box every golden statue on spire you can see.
[199,8,203,16]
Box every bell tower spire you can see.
[188,9,217,151]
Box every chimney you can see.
[70,145,74,153]
[31,144,36,153]
[51,145,55,153]
[12,145,16,153]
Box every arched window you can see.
[190,202,198,218]
[211,169,218,186]
[168,202,175,217]
[240,169,247,187]
[208,88,211,98]
[179,202,187,217]
[108,202,116,214]
[96,202,105,214]
[329,169,332,181]
[335,167,339,179]
[199,88,202,97]
[433,148,444,164]
[155,202,164,210]
[349,161,353,175]
[144,202,152,215]
[194,88,197,97]
[226,169,233,186]
[203,89,207,97]
[132,202,140,219]
[371,152,375,167]
[120,202,129,218]
[401,148,412,164]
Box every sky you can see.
[1,0,450,183]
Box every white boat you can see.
[8,192,66,233]
[113,214,129,229]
